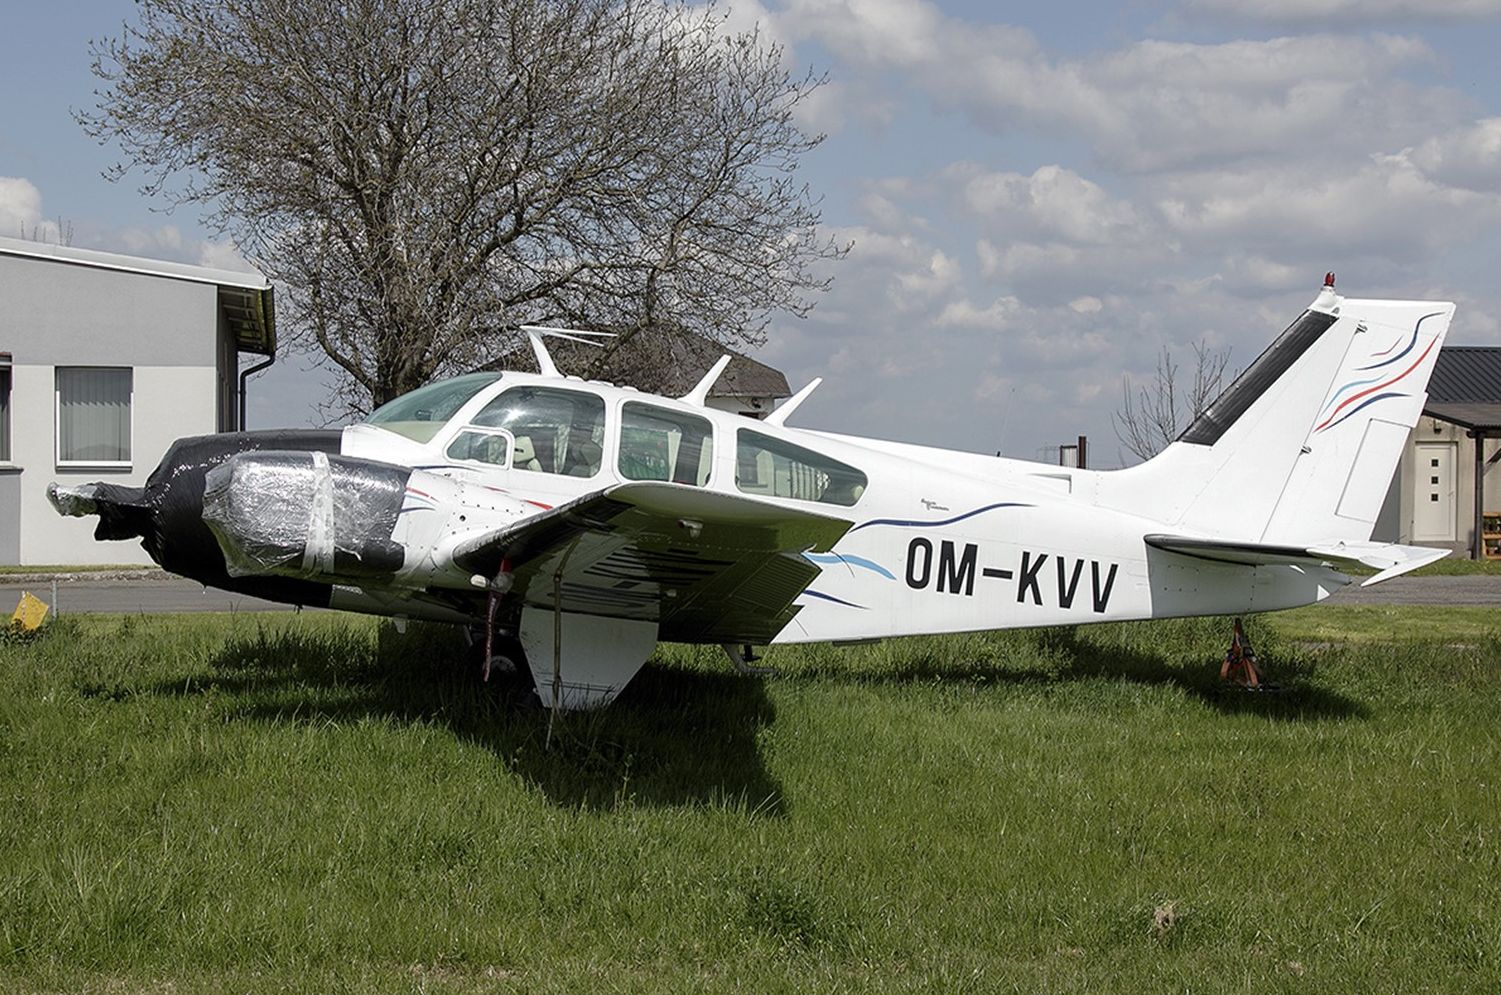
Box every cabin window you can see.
[618,402,714,486]
[735,429,867,506]
[365,372,501,443]
[445,428,512,467]
[472,386,606,477]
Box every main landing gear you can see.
[723,643,774,676]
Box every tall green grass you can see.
[2,609,1499,992]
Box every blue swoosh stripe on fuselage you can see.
[799,589,866,609]
[849,502,1032,533]
[803,552,897,580]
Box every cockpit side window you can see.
[735,429,867,506]
[364,372,501,443]
[471,386,606,477]
[445,428,512,467]
[618,402,714,486]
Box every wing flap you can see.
[1144,534,1448,586]
[450,482,853,642]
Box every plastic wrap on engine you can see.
[202,450,411,581]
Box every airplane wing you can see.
[450,482,853,643]
[1144,534,1448,586]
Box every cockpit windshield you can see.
[364,372,501,443]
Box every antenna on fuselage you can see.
[519,325,616,378]
[765,377,822,427]
[681,354,732,407]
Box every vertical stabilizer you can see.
[1101,283,1454,545]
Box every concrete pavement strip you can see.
[5,569,1500,614]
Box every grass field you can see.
[2,608,1499,993]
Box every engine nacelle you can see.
[202,450,413,582]
[202,450,538,589]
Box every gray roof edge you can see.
[0,234,269,292]
[1423,401,1501,432]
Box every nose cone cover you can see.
[202,450,411,582]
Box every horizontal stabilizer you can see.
[1144,534,1448,586]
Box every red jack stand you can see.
[1220,618,1262,689]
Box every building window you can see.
[56,367,132,466]
[0,359,11,463]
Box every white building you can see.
[0,236,274,565]
[1374,346,1501,558]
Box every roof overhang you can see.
[1423,401,1501,433]
[218,284,276,356]
[0,235,275,356]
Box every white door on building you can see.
[1413,441,1457,542]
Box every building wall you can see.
[216,307,239,432]
[10,364,217,565]
[1,256,224,566]
[1389,417,1501,556]
[0,468,18,562]
[2,255,218,367]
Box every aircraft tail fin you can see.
[1103,281,1455,548]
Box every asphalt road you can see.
[2,575,301,615]
[5,571,1501,615]
[1324,574,1501,607]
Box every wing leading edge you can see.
[1144,534,1448,586]
[451,482,853,644]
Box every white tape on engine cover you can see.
[302,450,336,576]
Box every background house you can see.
[1375,347,1501,558]
[0,236,274,566]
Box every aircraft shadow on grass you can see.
[132,618,1362,812]
[140,623,786,815]
[779,626,1367,722]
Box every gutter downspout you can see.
[238,353,276,431]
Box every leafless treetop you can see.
[82,0,846,414]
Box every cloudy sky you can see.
[6,1,1501,466]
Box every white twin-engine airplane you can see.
[50,278,1453,709]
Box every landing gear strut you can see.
[723,643,774,676]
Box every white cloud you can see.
[953,164,1141,245]
[114,224,186,257]
[934,295,1021,328]
[1155,153,1501,259]
[837,225,961,303]
[780,0,1460,173]
[0,177,43,237]
[1183,0,1501,23]
[197,240,258,273]
[1409,118,1501,192]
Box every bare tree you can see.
[1113,341,1231,462]
[81,0,844,415]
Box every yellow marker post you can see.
[10,592,49,632]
